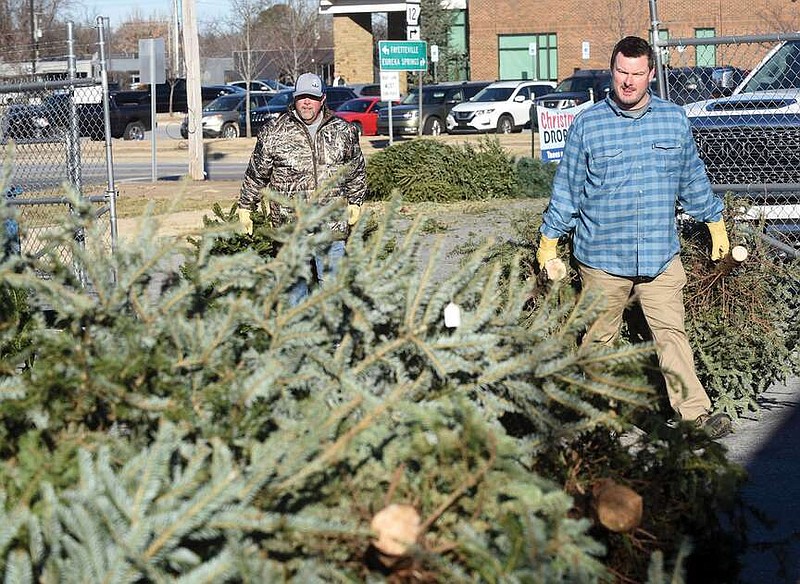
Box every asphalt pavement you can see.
[720,377,800,583]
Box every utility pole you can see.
[245,16,252,137]
[182,0,205,180]
[172,0,181,75]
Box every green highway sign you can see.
[378,40,428,71]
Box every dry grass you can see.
[114,180,240,219]
[111,131,542,239]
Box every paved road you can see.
[111,160,247,183]
[721,378,800,583]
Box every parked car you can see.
[180,91,273,139]
[245,87,359,135]
[261,79,293,92]
[1,92,151,142]
[323,86,359,110]
[447,80,556,134]
[228,79,271,93]
[532,69,610,131]
[536,69,611,110]
[657,66,746,106]
[248,89,294,135]
[346,83,383,97]
[335,97,397,136]
[377,80,491,136]
[202,84,245,104]
[227,79,277,93]
[684,39,800,238]
[114,79,251,113]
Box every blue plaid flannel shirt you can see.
[540,93,723,278]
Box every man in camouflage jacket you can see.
[238,72,366,303]
[238,72,366,235]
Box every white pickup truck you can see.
[684,38,800,242]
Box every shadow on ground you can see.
[721,379,800,583]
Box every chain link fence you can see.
[653,32,800,255]
[0,19,117,279]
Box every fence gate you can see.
[0,18,118,281]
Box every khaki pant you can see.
[579,257,711,421]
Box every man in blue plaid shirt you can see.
[537,36,732,439]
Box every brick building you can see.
[322,0,797,84]
[468,0,796,81]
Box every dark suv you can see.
[536,69,611,109]
[245,86,358,135]
[532,69,611,130]
[377,80,492,136]
[325,86,358,111]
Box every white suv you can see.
[447,80,556,134]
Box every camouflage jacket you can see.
[238,104,366,232]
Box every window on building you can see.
[652,29,670,66]
[498,34,557,81]
[695,28,716,67]
[447,10,469,81]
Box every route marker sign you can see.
[378,40,428,71]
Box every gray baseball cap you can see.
[294,73,324,98]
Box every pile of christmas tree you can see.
[0,189,777,582]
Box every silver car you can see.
[181,92,272,139]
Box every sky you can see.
[77,0,229,29]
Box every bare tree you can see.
[0,0,71,73]
[758,1,800,33]
[112,18,171,57]
[585,0,649,68]
[257,0,330,83]
[198,20,238,58]
[227,0,269,137]
[208,0,329,136]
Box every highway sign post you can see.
[139,38,166,182]
[378,39,429,139]
[379,40,428,138]
[380,71,400,144]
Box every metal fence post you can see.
[96,16,118,255]
[66,21,87,287]
[649,0,667,99]
[66,22,82,194]
[0,23,115,276]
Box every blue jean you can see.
[288,240,346,306]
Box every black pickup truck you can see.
[113,79,245,114]
[1,92,152,142]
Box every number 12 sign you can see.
[406,0,420,26]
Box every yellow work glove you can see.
[536,234,559,270]
[347,204,361,226]
[706,219,730,261]
[238,207,253,234]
